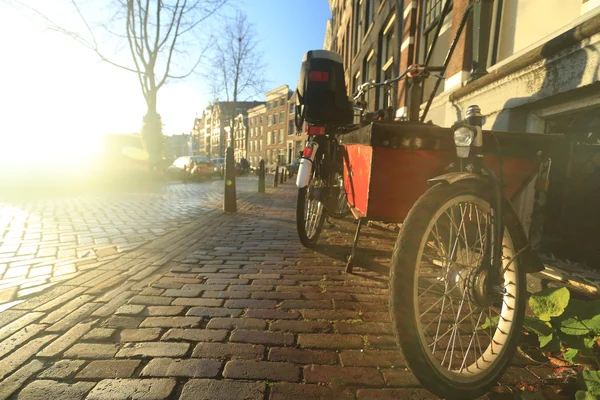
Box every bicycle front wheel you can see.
[389,180,525,400]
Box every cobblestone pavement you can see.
[0,181,547,399]
[0,178,257,304]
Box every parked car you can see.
[211,158,225,177]
[167,156,214,181]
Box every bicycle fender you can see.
[427,172,487,186]
[296,141,319,189]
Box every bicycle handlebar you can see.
[352,64,445,101]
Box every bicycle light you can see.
[453,124,476,158]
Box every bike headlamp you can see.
[453,124,477,158]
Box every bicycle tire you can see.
[296,185,326,247]
[389,180,526,400]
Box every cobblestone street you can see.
[0,180,545,399]
[0,178,257,305]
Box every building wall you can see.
[247,104,266,168]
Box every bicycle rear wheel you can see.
[296,178,326,247]
[328,172,351,219]
[389,181,526,400]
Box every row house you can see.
[232,111,249,162]
[264,85,293,170]
[247,104,266,168]
[326,0,600,266]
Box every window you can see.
[379,14,396,109]
[365,0,374,34]
[267,102,272,111]
[274,113,278,125]
[279,129,284,144]
[268,115,272,126]
[362,50,375,110]
[281,98,286,107]
[267,131,271,145]
[422,0,446,58]
[259,116,263,124]
[279,111,284,124]
[271,131,277,145]
[353,0,364,55]
[289,120,295,135]
[289,103,295,114]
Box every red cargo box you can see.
[340,121,559,223]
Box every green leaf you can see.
[582,370,600,395]
[561,317,593,336]
[478,315,499,330]
[584,336,600,349]
[529,287,570,321]
[563,348,579,364]
[575,390,599,400]
[539,332,554,348]
[523,316,553,336]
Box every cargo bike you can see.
[293,45,565,400]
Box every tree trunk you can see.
[141,89,163,170]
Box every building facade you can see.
[264,85,293,171]
[285,91,307,164]
[247,104,266,168]
[233,112,249,162]
[327,0,600,266]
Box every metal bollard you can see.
[280,167,284,184]
[273,163,279,188]
[283,167,287,183]
[223,147,237,213]
[258,160,265,193]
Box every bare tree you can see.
[16,0,230,168]
[208,11,267,155]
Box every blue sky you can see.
[0,0,331,157]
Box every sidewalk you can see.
[0,182,544,400]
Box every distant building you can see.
[166,134,191,159]
[247,104,266,168]
[233,111,249,162]
[285,91,306,165]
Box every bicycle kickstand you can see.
[345,218,364,274]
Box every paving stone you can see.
[145,306,185,316]
[171,298,224,307]
[181,284,227,291]
[335,321,393,335]
[0,310,26,327]
[140,358,222,378]
[186,307,243,317]
[102,316,143,329]
[0,312,44,341]
[139,316,203,328]
[192,342,264,360]
[38,360,86,379]
[298,334,363,349]
[230,330,294,346]
[0,335,56,380]
[201,290,250,299]
[223,360,300,382]
[356,388,438,399]
[82,328,117,341]
[76,360,141,379]
[250,291,301,300]
[268,347,338,365]
[63,343,119,359]
[128,295,173,306]
[269,383,340,400]
[381,368,420,386]
[244,309,300,319]
[38,320,97,357]
[366,335,397,349]
[119,328,162,342]
[86,378,176,400]
[340,350,406,368]
[40,295,95,324]
[224,299,278,308]
[162,328,228,342]
[206,318,267,330]
[270,320,332,333]
[18,380,96,399]
[114,305,145,315]
[162,289,201,297]
[32,287,87,312]
[116,342,189,358]
[0,323,46,358]
[301,309,360,320]
[304,365,385,386]
[0,360,44,400]
[46,303,102,332]
[180,379,265,400]
[205,278,250,285]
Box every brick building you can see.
[285,92,307,165]
[264,85,293,171]
[247,104,266,169]
[232,112,249,162]
[326,0,600,266]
